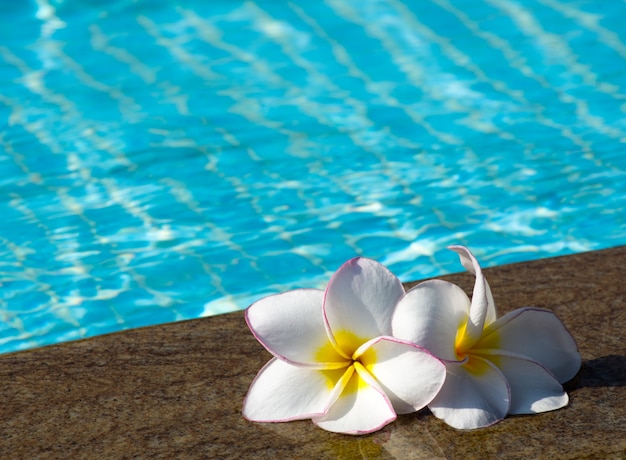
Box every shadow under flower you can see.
[566,355,626,390]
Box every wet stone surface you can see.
[2,247,625,459]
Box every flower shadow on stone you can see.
[568,355,626,389]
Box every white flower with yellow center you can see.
[393,245,581,429]
[243,257,446,435]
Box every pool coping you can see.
[2,246,626,458]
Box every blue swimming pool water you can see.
[1,0,625,354]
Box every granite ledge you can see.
[2,247,626,459]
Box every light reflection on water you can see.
[1,0,625,353]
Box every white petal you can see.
[448,246,496,348]
[477,353,568,414]
[393,279,469,361]
[243,358,345,422]
[246,289,346,367]
[474,307,581,383]
[312,363,397,434]
[358,337,446,414]
[323,258,405,355]
[484,278,497,326]
[429,356,510,430]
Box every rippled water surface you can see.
[1,0,625,353]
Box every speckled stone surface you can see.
[2,247,626,459]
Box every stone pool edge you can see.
[2,247,626,458]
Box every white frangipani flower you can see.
[243,257,446,435]
[393,245,581,430]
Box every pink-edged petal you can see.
[243,357,346,422]
[312,362,397,435]
[475,352,568,414]
[429,356,510,430]
[323,257,405,354]
[246,289,346,367]
[392,279,469,361]
[475,307,581,383]
[357,337,446,414]
[448,245,496,349]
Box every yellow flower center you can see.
[462,354,493,376]
[453,319,501,377]
[454,320,469,360]
[315,329,378,394]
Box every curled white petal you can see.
[393,279,469,361]
[475,307,581,383]
[429,357,510,430]
[357,336,446,414]
[448,245,496,349]
[324,257,405,354]
[246,289,346,367]
[243,358,343,422]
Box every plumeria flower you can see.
[243,257,447,435]
[393,245,581,430]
